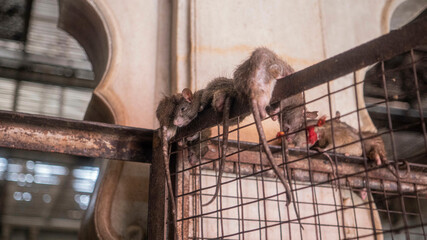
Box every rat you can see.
[233,47,303,228]
[156,88,204,228]
[187,128,212,166]
[364,48,426,110]
[263,60,307,144]
[292,112,387,165]
[268,94,318,144]
[289,112,389,189]
[157,88,202,139]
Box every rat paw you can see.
[368,146,386,166]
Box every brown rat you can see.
[292,112,387,165]
[156,88,204,229]
[290,113,389,190]
[267,92,305,142]
[260,59,306,143]
[233,47,303,227]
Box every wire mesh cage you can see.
[160,16,427,240]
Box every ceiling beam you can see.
[0,47,95,88]
[0,65,96,88]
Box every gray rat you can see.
[156,88,203,229]
[267,92,305,142]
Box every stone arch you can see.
[58,1,133,239]
[58,0,116,124]
[58,0,172,238]
[379,0,427,34]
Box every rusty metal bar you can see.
[0,110,153,162]
[196,143,427,193]
[175,16,427,140]
[272,16,427,104]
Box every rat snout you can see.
[173,117,190,127]
[173,118,186,127]
[282,123,291,134]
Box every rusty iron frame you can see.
[170,15,427,239]
[199,142,427,193]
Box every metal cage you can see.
[154,16,427,240]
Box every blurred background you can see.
[0,0,99,239]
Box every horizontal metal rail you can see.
[182,141,427,193]
[174,15,427,140]
[0,110,153,162]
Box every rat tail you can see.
[251,99,304,230]
[161,127,178,230]
[202,97,231,207]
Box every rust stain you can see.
[176,55,190,62]
[0,125,150,161]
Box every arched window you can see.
[0,1,101,239]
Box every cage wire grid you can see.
[163,17,427,240]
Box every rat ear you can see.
[335,111,341,122]
[306,111,318,119]
[182,88,193,103]
[269,64,282,79]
